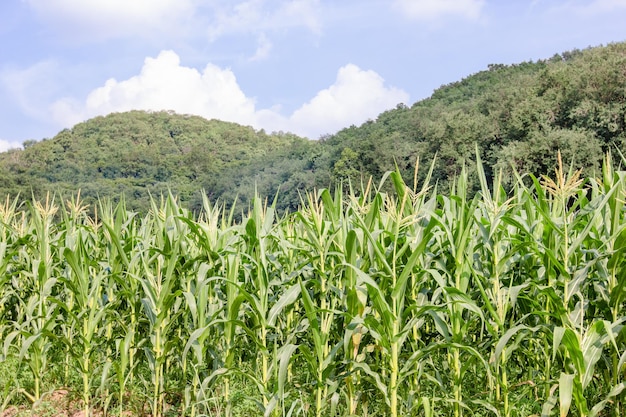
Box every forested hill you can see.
[1,42,626,212]
[320,42,626,191]
[0,111,312,211]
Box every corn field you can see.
[1,152,625,417]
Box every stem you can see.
[190,371,198,417]
[83,352,90,417]
[316,367,323,417]
[119,381,124,417]
[83,317,92,417]
[224,377,231,417]
[544,354,552,400]
[390,340,399,417]
[453,348,461,417]
[346,375,356,415]
[34,373,40,403]
[260,325,269,408]
[129,316,136,386]
[153,325,163,417]
[502,348,509,417]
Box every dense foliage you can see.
[0,154,625,416]
[321,43,626,191]
[0,111,311,212]
[2,43,626,213]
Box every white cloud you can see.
[24,0,195,39]
[288,64,410,138]
[249,33,273,61]
[394,0,485,20]
[24,0,321,57]
[51,50,409,139]
[25,0,323,40]
[207,0,322,40]
[51,50,258,127]
[0,139,23,153]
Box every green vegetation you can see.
[1,41,626,416]
[0,153,625,416]
[2,43,626,214]
[321,43,626,193]
[0,110,312,213]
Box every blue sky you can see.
[1,0,626,152]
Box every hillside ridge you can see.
[1,42,625,211]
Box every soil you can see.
[0,390,104,417]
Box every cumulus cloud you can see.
[0,139,23,153]
[24,0,195,39]
[51,50,257,127]
[288,64,410,137]
[394,0,485,20]
[51,50,409,139]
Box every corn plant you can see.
[237,195,301,416]
[179,198,237,415]
[333,171,439,417]
[98,198,143,415]
[470,152,538,417]
[293,189,348,417]
[134,195,189,417]
[0,152,625,417]
[58,231,109,416]
[3,196,61,405]
[427,167,494,417]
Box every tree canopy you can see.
[1,42,625,211]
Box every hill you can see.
[1,42,626,211]
[0,110,311,211]
[316,42,626,191]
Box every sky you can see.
[1,0,626,152]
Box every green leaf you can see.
[559,373,574,417]
[268,284,301,327]
[277,344,298,400]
